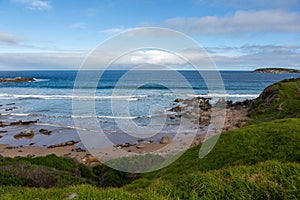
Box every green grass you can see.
[0,185,136,200]
[1,161,299,199]
[129,118,300,186]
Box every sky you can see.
[0,0,300,70]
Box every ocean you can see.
[0,70,298,147]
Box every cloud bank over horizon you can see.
[0,1,299,70]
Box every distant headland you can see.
[0,77,35,82]
[253,67,300,74]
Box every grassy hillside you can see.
[248,78,300,124]
[1,78,300,199]
[1,118,300,199]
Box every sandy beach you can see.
[0,97,250,165]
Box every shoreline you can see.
[0,97,250,165]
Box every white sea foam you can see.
[72,115,153,120]
[0,94,145,101]
[33,78,50,82]
[186,93,259,98]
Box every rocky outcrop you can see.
[47,141,79,148]
[10,120,38,126]
[169,97,212,125]
[14,130,34,139]
[253,68,300,74]
[0,77,35,82]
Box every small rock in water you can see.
[39,128,52,135]
[0,130,8,133]
[21,120,38,125]
[160,136,172,144]
[14,130,34,139]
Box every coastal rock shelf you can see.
[0,77,35,82]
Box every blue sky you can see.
[0,0,300,70]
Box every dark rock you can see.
[0,130,7,133]
[21,120,38,125]
[29,143,35,146]
[10,120,22,125]
[47,140,79,148]
[39,128,52,135]
[75,147,86,152]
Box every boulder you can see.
[160,136,172,144]
[136,143,145,149]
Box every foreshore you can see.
[0,97,250,165]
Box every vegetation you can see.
[0,154,136,188]
[248,78,300,124]
[253,67,300,74]
[1,78,300,199]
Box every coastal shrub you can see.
[12,154,77,172]
[92,165,135,187]
[78,163,95,179]
[0,161,91,188]
[0,170,25,186]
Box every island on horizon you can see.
[253,67,300,74]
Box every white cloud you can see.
[98,27,129,34]
[69,22,88,29]
[191,0,299,9]
[153,10,300,35]
[0,31,26,45]
[12,0,51,10]
[1,45,299,70]
[0,52,85,70]
[116,50,186,66]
